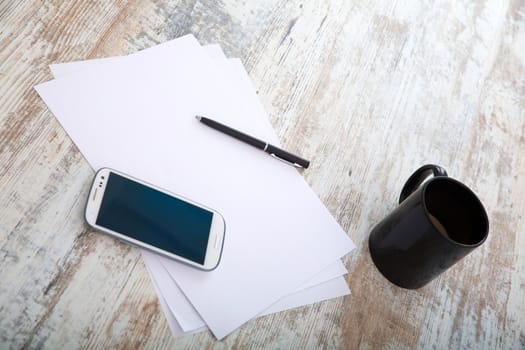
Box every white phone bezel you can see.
[84,168,225,271]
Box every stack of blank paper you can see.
[35,35,356,339]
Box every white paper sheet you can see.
[50,48,349,333]
[142,250,349,334]
[144,251,348,332]
[146,253,349,338]
[35,34,355,339]
[145,261,207,337]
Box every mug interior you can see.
[424,178,488,246]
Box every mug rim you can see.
[421,177,489,248]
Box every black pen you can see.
[196,116,310,169]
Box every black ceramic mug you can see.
[368,164,489,289]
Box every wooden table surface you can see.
[1,0,524,348]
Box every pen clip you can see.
[269,153,303,168]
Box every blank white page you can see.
[35,35,355,339]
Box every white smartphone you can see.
[85,168,225,270]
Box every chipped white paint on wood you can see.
[1,0,524,348]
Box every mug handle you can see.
[399,164,448,203]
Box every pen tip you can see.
[195,115,202,121]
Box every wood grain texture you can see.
[1,0,524,348]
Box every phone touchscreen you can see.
[96,172,213,264]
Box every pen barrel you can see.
[201,117,266,150]
[199,116,310,169]
[265,144,310,169]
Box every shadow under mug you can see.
[368,164,489,289]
